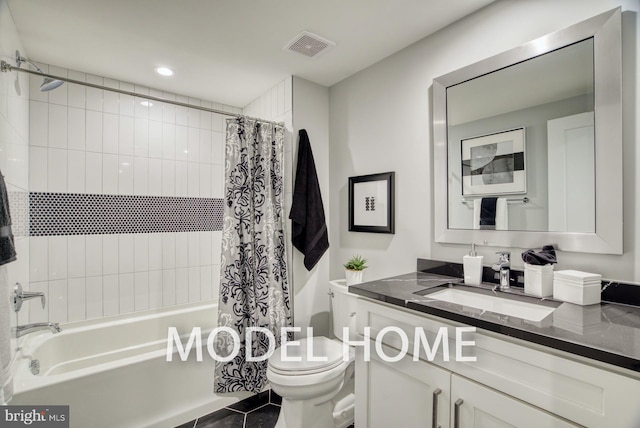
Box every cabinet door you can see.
[450,375,578,428]
[359,342,451,428]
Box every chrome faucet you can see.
[12,323,61,338]
[492,252,511,291]
[13,283,45,312]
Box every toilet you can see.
[267,280,358,428]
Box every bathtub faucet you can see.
[13,282,45,312]
[12,322,62,338]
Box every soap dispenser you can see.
[463,243,483,286]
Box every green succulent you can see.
[344,255,368,271]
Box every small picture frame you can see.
[348,172,395,234]
[461,127,526,196]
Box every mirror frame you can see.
[433,8,622,254]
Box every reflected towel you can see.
[473,197,508,230]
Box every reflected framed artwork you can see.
[348,172,395,234]
[461,127,526,196]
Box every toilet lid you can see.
[269,337,347,374]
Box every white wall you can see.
[329,0,640,283]
[0,0,30,358]
[27,62,241,324]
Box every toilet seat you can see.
[269,337,348,375]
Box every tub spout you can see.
[12,322,62,338]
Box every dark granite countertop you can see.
[349,271,640,373]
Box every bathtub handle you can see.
[13,283,46,312]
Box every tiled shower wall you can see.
[27,62,242,324]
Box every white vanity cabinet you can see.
[355,298,640,428]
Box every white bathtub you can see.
[10,301,251,428]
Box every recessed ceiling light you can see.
[140,101,153,107]
[155,66,174,77]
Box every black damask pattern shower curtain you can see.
[214,116,292,393]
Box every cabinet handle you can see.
[454,398,464,428]
[432,388,442,428]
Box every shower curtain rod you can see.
[0,60,242,117]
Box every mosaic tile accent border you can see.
[8,191,29,237]
[29,192,224,236]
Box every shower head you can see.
[15,50,64,92]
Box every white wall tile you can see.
[103,274,119,317]
[29,101,48,147]
[148,234,162,271]
[48,104,67,149]
[29,236,48,282]
[149,94,163,121]
[188,266,200,302]
[187,232,199,267]
[162,233,176,269]
[67,150,86,193]
[29,146,48,192]
[188,107,200,128]
[47,66,68,106]
[161,160,175,196]
[102,235,119,275]
[119,273,134,314]
[212,232,222,266]
[187,127,200,162]
[118,116,134,155]
[134,118,148,157]
[187,162,200,197]
[67,235,86,278]
[175,233,188,268]
[103,80,119,114]
[175,161,188,197]
[133,156,148,195]
[85,152,102,194]
[134,234,149,272]
[200,266,212,301]
[199,232,212,267]
[148,120,162,158]
[162,123,175,160]
[176,268,188,304]
[173,101,188,126]
[200,110,212,131]
[30,69,48,103]
[163,102,176,124]
[118,155,134,194]
[28,281,48,323]
[85,79,103,112]
[118,234,134,273]
[85,235,103,277]
[134,272,149,311]
[102,113,119,154]
[175,125,188,161]
[68,107,86,151]
[212,164,224,198]
[102,154,119,194]
[85,110,103,152]
[212,131,223,164]
[199,130,212,164]
[119,93,134,117]
[134,97,149,119]
[48,148,67,192]
[162,269,176,306]
[68,278,86,322]
[48,236,67,280]
[149,270,162,309]
[199,164,212,198]
[211,113,223,133]
[212,264,220,301]
[68,80,86,110]
[148,158,162,196]
[86,276,103,319]
[48,279,68,323]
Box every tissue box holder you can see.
[524,263,554,297]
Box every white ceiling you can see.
[8,0,493,107]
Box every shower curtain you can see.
[214,117,292,393]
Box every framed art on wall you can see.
[461,127,526,196]
[348,172,395,234]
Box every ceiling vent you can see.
[283,31,335,58]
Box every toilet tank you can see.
[329,280,359,341]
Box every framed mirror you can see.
[433,8,622,254]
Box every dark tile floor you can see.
[175,390,355,428]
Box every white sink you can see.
[427,288,555,322]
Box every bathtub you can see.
[10,301,251,428]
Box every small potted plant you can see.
[344,255,368,285]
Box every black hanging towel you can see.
[0,170,17,266]
[289,129,329,271]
